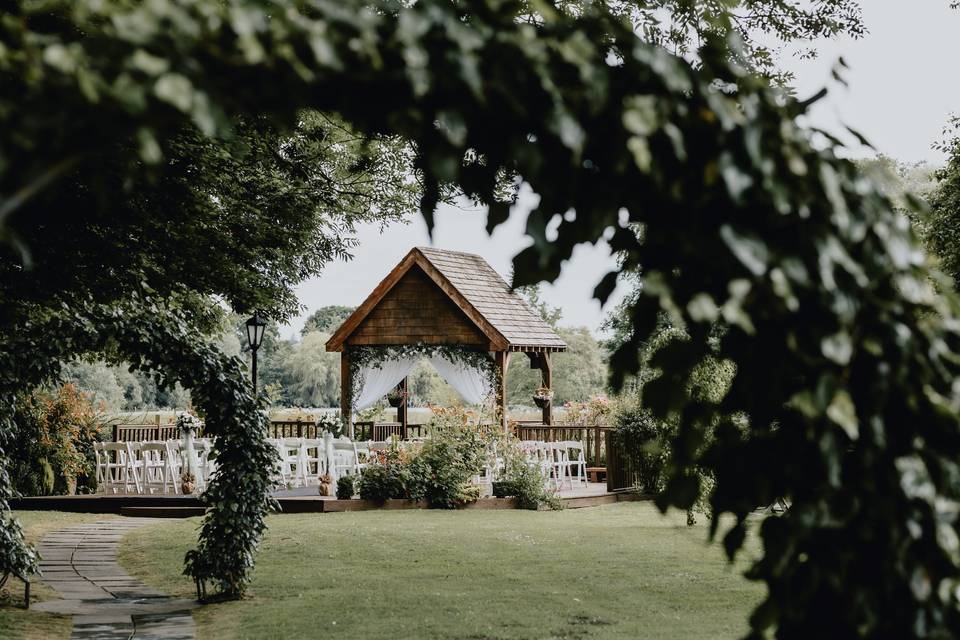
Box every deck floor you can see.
[273,481,610,500]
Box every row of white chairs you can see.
[95,439,216,495]
[519,440,588,489]
[96,437,591,495]
[267,438,387,488]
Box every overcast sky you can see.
[280,2,960,339]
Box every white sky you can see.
[281,2,960,339]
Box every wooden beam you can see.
[540,351,553,426]
[495,351,511,432]
[397,377,408,436]
[340,350,353,438]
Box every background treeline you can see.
[59,293,611,411]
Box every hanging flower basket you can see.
[533,386,554,409]
[387,389,408,408]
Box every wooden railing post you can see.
[594,425,601,467]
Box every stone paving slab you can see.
[36,518,197,639]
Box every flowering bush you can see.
[562,394,614,426]
[9,384,105,495]
[358,439,417,502]
[357,408,493,507]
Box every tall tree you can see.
[301,306,357,336]
[926,119,960,287]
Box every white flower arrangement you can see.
[315,411,343,436]
[177,411,200,433]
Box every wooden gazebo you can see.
[325,247,567,432]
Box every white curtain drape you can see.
[428,354,493,405]
[353,357,418,411]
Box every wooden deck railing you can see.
[353,421,427,441]
[267,420,322,439]
[604,431,639,493]
[112,423,181,442]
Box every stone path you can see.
[33,519,197,639]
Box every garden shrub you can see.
[412,437,482,508]
[492,480,517,498]
[612,402,675,495]
[494,438,562,510]
[510,462,561,511]
[357,462,409,502]
[335,474,355,500]
[9,384,105,496]
[357,439,417,502]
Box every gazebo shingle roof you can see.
[325,247,567,352]
[415,247,567,351]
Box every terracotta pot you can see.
[182,481,195,495]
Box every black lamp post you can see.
[245,313,267,394]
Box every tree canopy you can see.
[301,305,357,336]
[1,2,959,637]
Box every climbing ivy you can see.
[0,298,276,599]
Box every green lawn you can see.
[0,511,120,640]
[119,503,765,640]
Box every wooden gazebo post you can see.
[495,351,511,432]
[540,352,553,426]
[340,349,353,438]
[396,378,408,436]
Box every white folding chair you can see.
[279,438,306,487]
[542,442,567,489]
[353,441,371,472]
[332,441,361,477]
[93,442,106,491]
[99,443,132,494]
[140,441,181,494]
[194,438,217,490]
[124,441,145,494]
[560,440,587,488]
[300,438,326,484]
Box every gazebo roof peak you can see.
[325,247,567,353]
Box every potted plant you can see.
[532,386,554,409]
[386,388,408,408]
[181,472,196,495]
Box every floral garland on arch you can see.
[346,343,499,410]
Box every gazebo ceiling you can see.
[325,247,567,353]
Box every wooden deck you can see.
[11,483,642,517]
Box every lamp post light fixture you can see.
[245,313,267,394]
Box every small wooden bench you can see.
[586,467,606,483]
